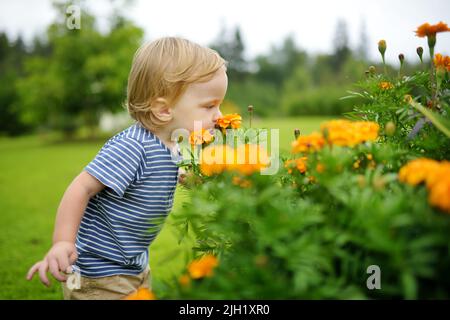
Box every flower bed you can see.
[126,22,450,300]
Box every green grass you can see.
[0,116,330,299]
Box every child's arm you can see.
[26,171,105,286]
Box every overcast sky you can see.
[1,0,449,63]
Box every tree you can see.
[210,24,248,81]
[0,32,30,136]
[15,1,144,138]
[254,35,307,89]
[357,19,369,61]
[331,19,352,72]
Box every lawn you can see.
[0,116,330,299]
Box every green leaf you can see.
[410,101,450,138]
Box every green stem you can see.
[429,46,437,108]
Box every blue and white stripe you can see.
[72,122,180,278]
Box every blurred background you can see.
[0,0,449,299]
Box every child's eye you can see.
[206,105,216,109]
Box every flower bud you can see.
[398,53,405,65]
[378,40,387,56]
[404,94,413,104]
[384,121,396,136]
[294,128,300,139]
[368,66,376,74]
[248,105,254,112]
[373,176,386,191]
[416,46,424,62]
[357,175,366,188]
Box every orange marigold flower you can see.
[428,178,450,214]
[285,157,308,174]
[415,21,450,37]
[199,145,232,176]
[434,53,450,72]
[216,113,242,130]
[320,120,379,147]
[291,132,326,154]
[229,144,270,175]
[187,254,219,279]
[404,95,413,104]
[179,274,191,287]
[398,158,440,186]
[424,161,450,189]
[316,163,325,173]
[379,81,394,90]
[189,129,215,145]
[232,176,252,188]
[123,288,156,300]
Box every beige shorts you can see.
[61,266,151,300]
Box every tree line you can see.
[0,2,420,137]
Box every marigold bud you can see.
[416,46,424,62]
[378,40,387,55]
[398,53,405,65]
[385,121,396,136]
[404,94,413,104]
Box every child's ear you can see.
[151,98,172,121]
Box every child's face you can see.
[169,66,228,133]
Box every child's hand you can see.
[26,241,78,287]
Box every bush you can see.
[282,86,365,116]
[145,22,450,300]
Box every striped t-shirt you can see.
[71,122,182,278]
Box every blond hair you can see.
[126,37,227,131]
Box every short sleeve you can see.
[84,137,145,198]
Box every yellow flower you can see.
[123,288,156,300]
[189,129,214,145]
[199,145,232,176]
[399,159,450,214]
[415,21,450,37]
[216,113,242,130]
[434,53,450,72]
[200,144,270,176]
[428,178,450,214]
[187,255,219,279]
[316,163,325,173]
[291,132,326,154]
[379,81,394,90]
[229,144,270,175]
[398,158,440,186]
[285,157,308,174]
[179,274,191,287]
[320,120,379,147]
[424,161,450,189]
[378,40,386,55]
[232,176,252,188]
[404,95,413,104]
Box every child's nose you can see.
[213,110,222,122]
